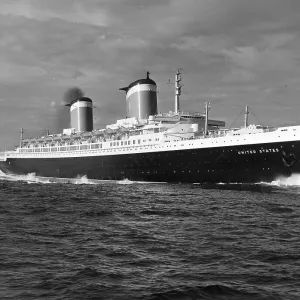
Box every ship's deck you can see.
[2,124,299,161]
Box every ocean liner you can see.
[0,70,300,183]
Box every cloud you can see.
[0,0,110,27]
[0,60,47,83]
[165,0,300,35]
[223,47,261,69]
[222,34,299,73]
[2,0,300,148]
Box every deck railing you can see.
[11,125,282,153]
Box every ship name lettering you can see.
[238,150,257,155]
[235,147,280,155]
[259,148,279,153]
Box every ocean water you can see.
[0,172,300,300]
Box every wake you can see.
[0,171,159,185]
[4,169,298,187]
[0,171,51,184]
[0,171,100,185]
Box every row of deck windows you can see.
[110,140,141,147]
[19,137,160,153]
[20,143,103,153]
[109,138,160,147]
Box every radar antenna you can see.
[244,105,249,128]
[204,102,211,135]
[175,69,183,114]
[20,128,24,148]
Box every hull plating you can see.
[0,141,299,183]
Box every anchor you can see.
[282,150,297,167]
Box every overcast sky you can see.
[1,0,300,148]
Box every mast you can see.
[204,102,211,135]
[244,105,249,128]
[20,128,24,148]
[175,69,182,114]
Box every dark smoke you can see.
[50,87,85,134]
[63,87,84,105]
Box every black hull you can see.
[1,141,300,183]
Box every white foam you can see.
[0,171,51,184]
[73,175,98,185]
[0,170,165,185]
[0,171,102,185]
[269,173,300,187]
[117,179,134,185]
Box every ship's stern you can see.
[0,152,9,174]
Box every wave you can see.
[194,182,273,193]
[146,284,261,300]
[73,175,99,185]
[117,178,134,185]
[268,173,300,187]
[0,171,164,186]
[192,174,300,190]
[0,171,96,185]
[6,170,300,188]
[0,171,51,184]
[117,178,166,185]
